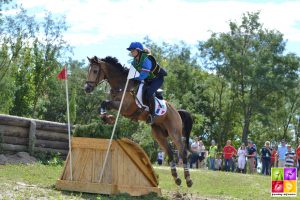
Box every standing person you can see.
[285,144,296,167]
[127,42,167,124]
[216,154,223,171]
[270,145,278,169]
[157,150,164,166]
[253,143,258,170]
[247,140,256,174]
[190,137,200,168]
[223,140,237,172]
[237,143,247,173]
[198,140,206,168]
[277,139,288,167]
[261,141,272,175]
[208,140,218,170]
[296,142,300,176]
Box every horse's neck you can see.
[105,65,127,90]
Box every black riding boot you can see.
[146,95,157,124]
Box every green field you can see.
[0,164,299,200]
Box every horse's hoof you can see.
[175,178,181,186]
[186,179,193,187]
[106,115,116,124]
[100,114,115,125]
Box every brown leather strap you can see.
[127,107,145,120]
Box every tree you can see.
[198,12,300,143]
[3,8,71,118]
[0,6,37,113]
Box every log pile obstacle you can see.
[56,137,161,196]
[0,114,69,156]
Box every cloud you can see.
[15,0,300,46]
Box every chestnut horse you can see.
[84,56,193,187]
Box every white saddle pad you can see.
[135,83,167,116]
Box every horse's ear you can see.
[87,57,91,62]
[93,56,99,63]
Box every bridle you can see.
[85,61,106,87]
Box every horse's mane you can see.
[100,56,129,75]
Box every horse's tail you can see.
[178,109,193,152]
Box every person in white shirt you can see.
[216,155,223,171]
[285,145,296,167]
[198,140,206,167]
[237,143,247,173]
[157,150,164,166]
[190,137,200,168]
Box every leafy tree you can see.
[31,12,70,117]
[0,6,36,113]
[3,8,71,118]
[198,12,300,143]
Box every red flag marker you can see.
[57,67,67,80]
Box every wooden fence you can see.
[56,137,161,196]
[0,114,70,156]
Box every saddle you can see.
[133,83,167,116]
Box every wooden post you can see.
[28,120,36,155]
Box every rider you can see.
[127,42,167,124]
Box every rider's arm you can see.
[134,58,152,81]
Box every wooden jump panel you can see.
[56,137,161,196]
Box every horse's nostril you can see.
[84,84,92,93]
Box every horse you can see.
[84,56,193,187]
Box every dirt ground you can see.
[164,191,232,200]
[0,152,37,165]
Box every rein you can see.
[86,79,105,87]
[110,85,145,120]
[110,87,133,94]
[87,57,145,119]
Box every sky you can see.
[9,0,300,66]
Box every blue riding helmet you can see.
[127,42,143,51]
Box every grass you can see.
[0,164,299,199]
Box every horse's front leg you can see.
[99,99,121,114]
[98,100,121,124]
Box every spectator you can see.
[277,139,288,167]
[223,140,237,172]
[157,150,164,166]
[208,140,218,170]
[247,140,256,174]
[285,144,296,168]
[296,142,300,176]
[253,143,258,169]
[270,145,278,168]
[216,154,223,171]
[190,136,200,168]
[198,140,206,168]
[237,143,247,173]
[261,141,272,175]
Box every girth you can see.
[110,87,147,120]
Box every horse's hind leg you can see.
[167,127,193,187]
[151,125,181,186]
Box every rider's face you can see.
[130,49,138,57]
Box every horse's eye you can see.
[93,70,98,74]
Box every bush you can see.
[73,117,138,139]
[34,151,63,166]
